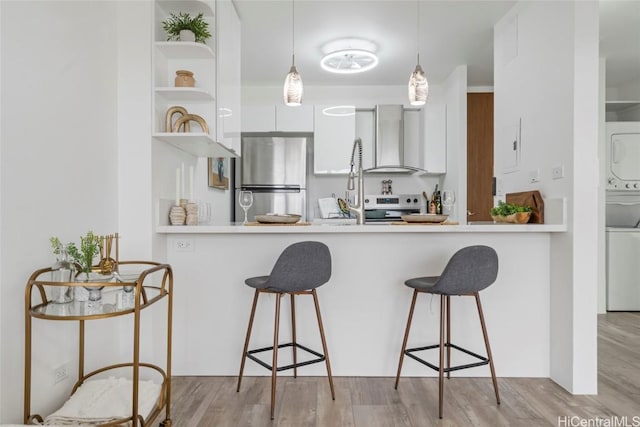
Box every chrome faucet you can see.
[347,138,366,224]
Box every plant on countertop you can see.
[490,201,532,217]
[50,231,101,279]
[162,12,211,43]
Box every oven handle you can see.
[241,185,301,193]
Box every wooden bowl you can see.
[491,211,531,224]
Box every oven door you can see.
[364,209,417,223]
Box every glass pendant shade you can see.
[283,62,303,106]
[408,63,428,106]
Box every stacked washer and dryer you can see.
[606,121,640,311]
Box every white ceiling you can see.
[235,0,640,90]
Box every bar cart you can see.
[24,259,173,426]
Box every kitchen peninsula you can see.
[158,201,565,380]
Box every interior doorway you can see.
[467,92,494,222]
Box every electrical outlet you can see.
[175,239,194,252]
[54,363,69,384]
[552,165,564,180]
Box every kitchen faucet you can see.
[347,138,366,224]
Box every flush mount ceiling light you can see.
[321,49,379,74]
[283,0,303,106]
[408,0,428,105]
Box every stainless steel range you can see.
[364,194,421,222]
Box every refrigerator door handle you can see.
[241,185,301,193]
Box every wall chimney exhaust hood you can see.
[365,104,426,173]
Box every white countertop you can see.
[157,221,566,234]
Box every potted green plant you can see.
[490,201,532,224]
[162,12,212,43]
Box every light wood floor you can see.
[167,312,640,426]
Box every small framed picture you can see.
[208,157,229,190]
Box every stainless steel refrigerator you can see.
[234,134,309,222]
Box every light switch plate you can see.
[529,169,540,183]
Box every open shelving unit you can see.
[153,1,237,158]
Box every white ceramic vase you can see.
[179,30,196,42]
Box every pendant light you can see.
[408,0,428,106]
[283,0,303,106]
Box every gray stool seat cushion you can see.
[245,275,270,289]
[244,241,332,292]
[404,245,498,295]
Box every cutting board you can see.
[506,191,544,224]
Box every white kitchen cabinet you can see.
[276,105,314,132]
[216,0,241,155]
[403,109,422,170]
[401,105,447,174]
[314,105,356,174]
[422,104,447,174]
[242,105,314,132]
[242,105,276,132]
[152,0,236,157]
[399,104,447,174]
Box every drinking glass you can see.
[239,191,253,223]
[442,190,456,214]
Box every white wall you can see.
[494,1,599,393]
[0,1,119,422]
[441,65,468,223]
[117,1,153,260]
[598,59,607,314]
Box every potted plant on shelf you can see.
[490,201,532,224]
[162,12,211,43]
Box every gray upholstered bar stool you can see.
[236,241,335,419]
[394,245,500,419]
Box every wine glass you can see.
[239,191,253,223]
[442,190,456,214]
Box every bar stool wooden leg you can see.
[237,290,260,392]
[312,289,335,400]
[271,293,283,420]
[290,294,298,379]
[395,289,418,389]
[438,294,446,419]
[446,295,451,380]
[475,292,500,405]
